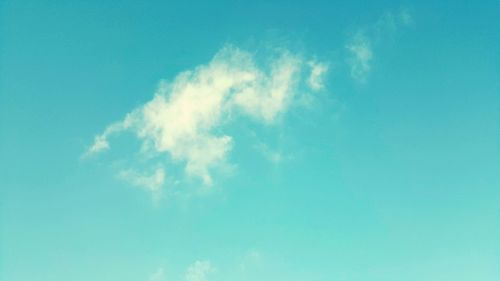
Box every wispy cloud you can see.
[346,8,413,83]
[118,167,165,202]
[399,9,413,26]
[255,141,283,164]
[185,261,215,281]
[346,34,373,83]
[307,60,329,90]
[148,251,264,281]
[84,45,328,195]
[149,267,166,281]
[239,250,262,272]
[82,116,134,158]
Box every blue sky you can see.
[0,1,499,280]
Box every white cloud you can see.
[185,261,215,281]
[149,267,166,281]
[307,60,329,90]
[346,34,373,83]
[346,9,412,83]
[83,115,134,157]
[231,52,302,123]
[118,167,165,201]
[85,45,328,192]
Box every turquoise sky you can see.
[1,1,499,281]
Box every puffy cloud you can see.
[85,45,328,192]
[185,261,215,281]
[231,52,302,123]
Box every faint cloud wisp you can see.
[346,8,413,83]
[185,261,215,281]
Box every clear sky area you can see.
[0,1,498,280]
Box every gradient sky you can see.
[0,1,499,281]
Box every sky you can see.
[0,1,499,281]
